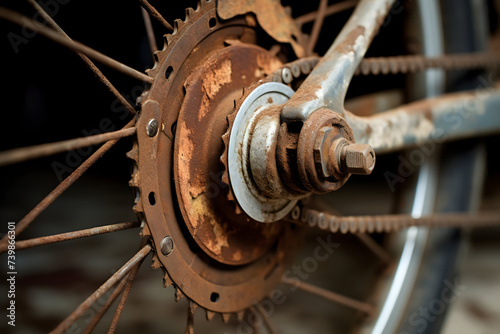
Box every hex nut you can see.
[313,127,335,177]
[344,143,375,175]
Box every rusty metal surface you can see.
[217,0,308,57]
[174,44,283,265]
[133,1,303,315]
[296,109,355,193]
[3,0,500,332]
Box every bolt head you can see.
[147,119,159,137]
[344,144,375,175]
[160,236,174,256]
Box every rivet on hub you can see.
[160,236,174,256]
[147,118,159,137]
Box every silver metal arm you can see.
[281,0,396,121]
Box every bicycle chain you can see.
[355,53,500,76]
[286,205,500,234]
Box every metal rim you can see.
[371,0,445,332]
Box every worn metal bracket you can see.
[281,0,396,121]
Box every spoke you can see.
[27,0,137,116]
[253,304,277,334]
[0,127,135,167]
[295,0,359,26]
[356,233,393,265]
[50,244,152,334]
[0,119,135,248]
[82,274,130,334]
[107,254,144,334]
[141,7,158,57]
[282,277,375,315]
[139,0,173,31]
[307,0,328,55]
[0,222,140,253]
[0,7,153,84]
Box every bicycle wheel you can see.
[0,1,497,333]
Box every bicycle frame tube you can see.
[347,87,500,154]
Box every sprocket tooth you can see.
[221,313,232,324]
[221,170,229,187]
[199,0,210,9]
[126,146,138,161]
[165,34,174,46]
[227,190,235,202]
[221,109,246,215]
[205,310,216,321]
[151,253,162,270]
[133,198,144,213]
[140,222,150,235]
[147,66,159,79]
[175,287,185,302]
[227,110,237,124]
[173,19,183,33]
[129,172,140,187]
[220,133,230,185]
[185,8,195,22]
[162,272,173,288]
[236,311,245,322]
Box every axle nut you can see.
[343,143,375,175]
